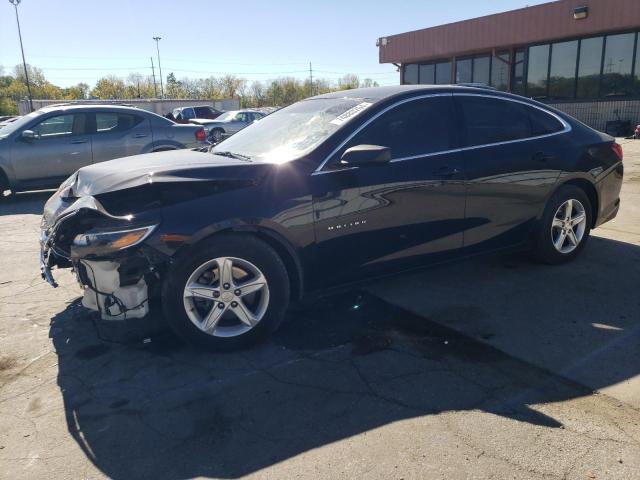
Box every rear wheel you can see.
[162,235,290,350]
[532,185,592,264]
[210,128,224,143]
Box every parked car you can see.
[169,105,223,124]
[0,104,206,194]
[0,116,18,129]
[189,110,266,143]
[40,85,623,350]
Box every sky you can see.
[0,0,550,88]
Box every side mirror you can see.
[341,144,391,166]
[21,130,38,140]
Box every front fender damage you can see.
[41,195,167,321]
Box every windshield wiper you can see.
[212,151,252,161]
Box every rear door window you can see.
[528,107,565,135]
[456,96,532,146]
[95,113,143,133]
[342,96,456,160]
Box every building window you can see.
[548,40,578,100]
[601,32,635,97]
[527,44,550,99]
[512,48,527,95]
[456,58,472,83]
[491,51,510,91]
[419,64,435,84]
[577,36,604,99]
[404,64,419,84]
[473,55,491,85]
[435,61,452,84]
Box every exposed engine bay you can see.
[41,199,164,321]
[79,260,149,320]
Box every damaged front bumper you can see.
[40,191,166,321]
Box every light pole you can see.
[153,36,164,98]
[8,0,33,112]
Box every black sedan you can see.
[40,85,624,350]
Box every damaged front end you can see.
[41,177,166,321]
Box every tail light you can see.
[611,142,623,162]
[195,128,206,142]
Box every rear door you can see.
[90,111,152,163]
[311,95,467,286]
[11,112,91,186]
[455,94,569,251]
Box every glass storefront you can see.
[402,30,640,100]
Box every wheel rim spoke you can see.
[552,217,564,229]
[567,228,579,246]
[237,275,267,297]
[564,199,573,221]
[202,303,228,333]
[218,258,234,287]
[554,230,567,250]
[185,283,220,300]
[571,212,586,227]
[232,300,258,327]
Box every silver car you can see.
[0,104,206,195]
[189,110,266,143]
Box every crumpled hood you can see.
[72,149,268,196]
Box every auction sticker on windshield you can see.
[330,102,374,126]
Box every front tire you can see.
[532,185,592,264]
[162,235,290,350]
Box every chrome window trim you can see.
[312,92,571,175]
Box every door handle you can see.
[533,152,555,162]
[433,166,461,178]
[70,139,87,144]
[134,133,148,138]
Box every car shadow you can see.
[49,236,640,479]
[0,190,52,216]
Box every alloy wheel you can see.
[183,256,270,337]
[550,199,587,254]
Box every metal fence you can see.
[18,98,240,116]
[547,99,640,134]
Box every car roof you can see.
[312,84,518,103]
[38,104,148,114]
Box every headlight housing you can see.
[71,225,156,258]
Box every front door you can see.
[11,113,91,187]
[310,95,467,287]
[90,111,152,164]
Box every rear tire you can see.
[210,128,224,143]
[162,235,290,350]
[532,185,592,264]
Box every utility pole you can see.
[309,62,313,97]
[153,36,164,98]
[150,56,158,98]
[8,0,33,112]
